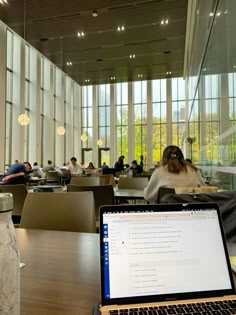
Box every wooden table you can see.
[32,185,64,192]
[16,229,100,315]
[114,188,145,201]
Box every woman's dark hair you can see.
[162,145,197,173]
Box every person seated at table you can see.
[144,145,205,203]
[129,160,143,176]
[101,162,109,169]
[0,161,33,185]
[68,157,82,175]
[42,160,55,173]
[86,162,96,169]
[32,162,43,178]
[114,155,125,171]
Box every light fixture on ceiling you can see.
[117,25,125,32]
[138,74,143,78]
[161,19,169,25]
[224,10,228,14]
[80,134,88,142]
[0,0,8,4]
[85,79,90,83]
[166,71,172,75]
[111,76,116,80]
[57,126,66,135]
[18,114,30,126]
[77,31,85,37]
[216,11,221,16]
[66,61,72,66]
[129,54,135,59]
[209,12,214,16]
[97,139,103,146]
[92,10,98,17]
[234,65,236,69]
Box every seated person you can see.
[144,145,205,203]
[129,160,143,176]
[86,162,96,169]
[0,161,33,185]
[42,160,55,173]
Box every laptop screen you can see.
[100,203,235,305]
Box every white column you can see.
[0,22,7,171]
[92,85,98,166]
[128,81,133,164]
[146,80,153,170]
[12,36,25,162]
[110,83,116,166]
[166,78,172,145]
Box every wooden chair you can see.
[118,177,149,190]
[20,191,96,233]
[70,176,100,186]
[0,184,28,224]
[67,184,115,220]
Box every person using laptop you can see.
[144,145,204,203]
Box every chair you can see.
[157,187,175,203]
[70,176,100,186]
[159,190,236,242]
[20,191,96,233]
[46,171,61,185]
[97,174,116,187]
[118,177,149,190]
[0,184,28,224]
[67,184,115,219]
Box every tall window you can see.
[5,30,14,166]
[152,79,167,163]
[98,84,110,147]
[204,74,220,163]
[229,73,236,161]
[171,77,186,149]
[133,81,147,161]
[81,86,93,148]
[115,82,128,158]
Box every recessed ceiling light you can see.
[224,10,228,14]
[85,79,90,83]
[129,54,135,59]
[166,71,171,75]
[92,10,98,17]
[209,12,214,16]
[77,31,85,37]
[117,25,125,32]
[0,0,8,4]
[234,65,236,69]
[216,12,221,16]
[165,19,169,24]
[111,77,116,80]
[66,61,72,66]
[138,74,143,78]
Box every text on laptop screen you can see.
[102,207,232,300]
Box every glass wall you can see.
[186,0,236,190]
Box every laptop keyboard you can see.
[109,299,236,315]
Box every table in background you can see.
[114,188,145,204]
[32,185,64,192]
[16,229,100,315]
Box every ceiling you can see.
[0,0,188,85]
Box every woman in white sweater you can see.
[144,145,205,203]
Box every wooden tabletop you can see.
[114,188,144,200]
[16,228,100,315]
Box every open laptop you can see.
[98,203,236,315]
